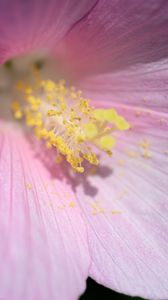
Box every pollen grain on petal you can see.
[68,201,76,208]
[25,183,33,190]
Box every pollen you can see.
[12,73,130,173]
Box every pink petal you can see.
[78,60,168,113]
[0,0,96,64]
[0,123,90,300]
[55,0,168,76]
[75,105,168,299]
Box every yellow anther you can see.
[41,80,56,92]
[106,150,112,156]
[16,81,24,90]
[47,110,58,117]
[84,153,99,165]
[76,167,84,173]
[12,74,130,173]
[83,123,98,139]
[98,135,116,151]
[104,109,118,121]
[11,101,23,119]
[93,109,106,121]
[14,110,23,119]
[25,86,32,95]
[115,116,130,130]
[11,100,20,111]
[94,108,117,122]
[46,141,52,149]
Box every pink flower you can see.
[0,1,168,300]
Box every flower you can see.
[0,1,168,300]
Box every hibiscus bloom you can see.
[0,1,168,300]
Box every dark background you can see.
[80,278,144,300]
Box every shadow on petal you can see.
[25,132,113,197]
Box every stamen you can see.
[12,71,130,173]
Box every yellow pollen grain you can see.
[55,154,63,163]
[25,183,32,190]
[12,73,130,173]
[91,200,105,215]
[57,204,66,210]
[127,150,137,158]
[92,208,105,215]
[117,159,125,166]
[111,210,122,215]
[139,139,150,149]
[142,150,152,159]
[68,201,76,208]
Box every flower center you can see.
[11,66,130,173]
